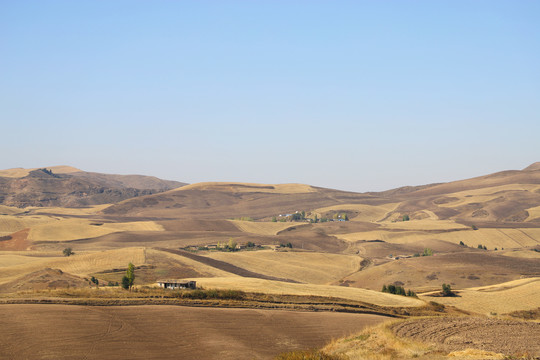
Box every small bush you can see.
[121,276,130,290]
[381,284,416,297]
[441,283,455,297]
[63,248,74,257]
[172,289,245,300]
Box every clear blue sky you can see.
[1,1,539,191]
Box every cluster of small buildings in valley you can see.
[184,242,262,252]
[275,210,349,223]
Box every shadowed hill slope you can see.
[0,167,186,208]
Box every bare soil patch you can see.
[392,316,540,356]
[0,228,30,250]
[0,304,388,360]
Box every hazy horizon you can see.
[1,1,539,192]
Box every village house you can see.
[157,280,197,289]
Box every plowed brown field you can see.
[392,317,540,356]
[0,304,389,360]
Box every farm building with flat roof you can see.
[157,280,196,289]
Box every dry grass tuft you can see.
[447,349,504,359]
[275,350,346,360]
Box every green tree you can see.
[271,216,277,222]
[126,263,135,290]
[459,241,466,247]
[228,238,237,251]
[441,283,454,296]
[342,213,349,221]
[423,248,433,256]
[403,214,410,221]
[382,285,388,293]
[63,248,74,257]
[121,276,130,290]
[314,214,318,223]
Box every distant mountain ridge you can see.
[0,166,186,208]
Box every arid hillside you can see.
[1,163,540,360]
[102,182,383,219]
[0,167,186,208]
[101,164,540,227]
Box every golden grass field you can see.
[28,204,112,216]
[27,218,164,241]
[0,165,80,178]
[313,203,399,222]
[204,250,362,284]
[0,214,57,236]
[420,278,540,315]
[228,220,298,235]
[526,205,540,222]
[176,182,317,194]
[0,205,24,216]
[188,277,424,307]
[436,184,540,208]
[147,248,236,278]
[0,254,46,268]
[332,227,540,249]
[0,248,146,284]
[502,249,540,259]
[378,219,468,231]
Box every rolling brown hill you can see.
[0,167,186,208]
[373,163,540,225]
[101,163,540,226]
[102,182,382,219]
